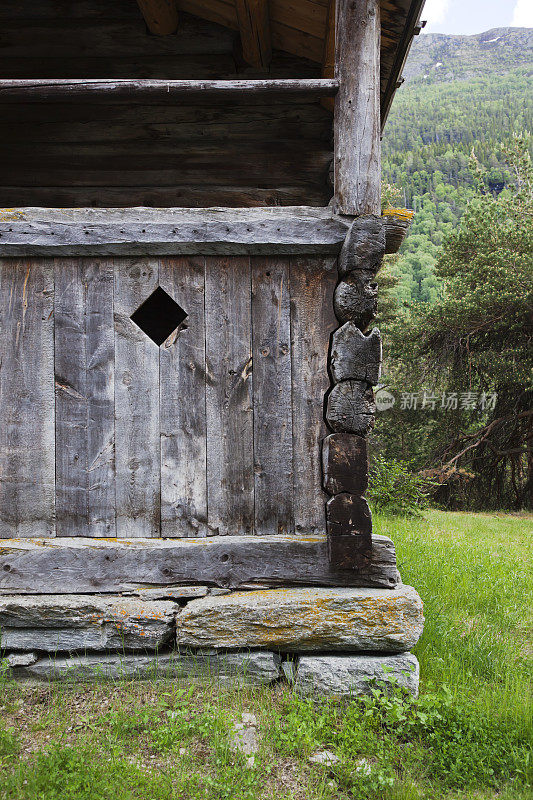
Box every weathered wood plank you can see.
[54,259,115,537]
[0,208,349,257]
[290,257,337,534]
[334,0,381,215]
[0,259,55,538]
[205,256,254,536]
[114,259,160,538]
[0,534,399,592]
[160,257,208,538]
[235,0,272,71]
[0,79,339,102]
[136,0,179,35]
[0,184,330,213]
[54,259,88,536]
[251,257,293,535]
[326,493,373,570]
[84,260,116,536]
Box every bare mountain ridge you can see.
[403,27,533,84]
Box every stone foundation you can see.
[1,585,423,696]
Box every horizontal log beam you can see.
[0,207,350,256]
[0,534,399,593]
[0,79,339,103]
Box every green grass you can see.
[0,510,531,800]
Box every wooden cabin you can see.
[0,0,424,597]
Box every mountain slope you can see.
[381,28,533,305]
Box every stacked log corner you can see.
[324,215,384,570]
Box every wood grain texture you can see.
[0,534,399,592]
[0,259,55,538]
[322,433,368,495]
[160,257,208,537]
[290,257,337,534]
[326,493,372,569]
[54,259,115,537]
[333,270,378,329]
[252,257,293,535]
[334,0,381,215]
[235,0,272,70]
[326,380,376,435]
[205,257,254,536]
[0,79,339,102]
[330,323,382,384]
[136,0,179,35]
[0,208,349,257]
[114,259,160,538]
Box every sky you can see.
[421,0,533,35]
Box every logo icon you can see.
[375,389,395,412]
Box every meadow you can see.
[0,510,531,800]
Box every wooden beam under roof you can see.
[235,0,272,71]
[136,0,179,35]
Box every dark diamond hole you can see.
[130,287,187,346]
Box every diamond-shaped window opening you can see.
[130,287,188,346]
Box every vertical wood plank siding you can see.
[205,256,255,536]
[160,256,208,537]
[290,257,338,533]
[0,255,334,538]
[0,259,55,537]
[251,257,294,535]
[55,259,115,537]
[114,258,161,538]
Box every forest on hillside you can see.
[374,30,533,512]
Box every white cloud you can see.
[511,0,533,27]
[421,0,451,29]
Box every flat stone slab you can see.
[0,595,178,652]
[8,650,281,684]
[295,653,419,697]
[176,585,424,652]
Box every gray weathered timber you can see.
[252,257,293,535]
[205,256,254,536]
[54,259,115,537]
[337,216,386,276]
[326,493,372,539]
[176,585,423,652]
[296,653,420,698]
[124,586,209,600]
[0,259,55,538]
[235,0,272,70]
[333,0,381,215]
[0,79,339,101]
[322,433,368,495]
[330,324,382,384]
[0,208,349,257]
[326,380,376,435]
[0,595,177,652]
[290,257,338,534]
[8,650,282,684]
[334,270,378,329]
[160,257,208,538]
[114,259,160,538]
[0,535,399,593]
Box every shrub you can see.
[368,456,433,516]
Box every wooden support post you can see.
[321,0,335,112]
[235,0,272,71]
[334,0,381,215]
[136,0,179,35]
